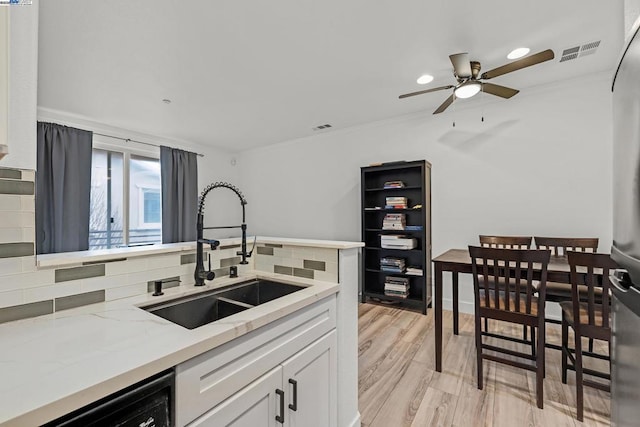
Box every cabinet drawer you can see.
[175,295,336,426]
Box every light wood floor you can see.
[358,303,611,427]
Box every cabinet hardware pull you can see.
[276,389,285,423]
[288,379,298,411]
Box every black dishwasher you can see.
[44,369,174,427]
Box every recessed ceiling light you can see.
[416,74,434,85]
[507,47,530,60]
[162,99,171,104]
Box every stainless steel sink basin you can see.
[143,279,305,329]
[215,280,305,306]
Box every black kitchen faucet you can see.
[194,182,254,286]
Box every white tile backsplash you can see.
[0,168,346,321]
[20,195,35,212]
[0,290,23,308]
[0,270,56,291]
[0,258,23,277]
[146,254,180,270]
[0,227,24,243]
[24,282,84,304]
[0,211,34,228]
[0,196,22,211]
[105,258,149,276]
[105,283,147,301]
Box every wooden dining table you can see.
[432,248,589,373]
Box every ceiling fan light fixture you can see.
[416,74,434,85]
[454,81,481,99]
[507,47,530,60]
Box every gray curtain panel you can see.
[36,122,93,254]
[160,146,198,243]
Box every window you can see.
[89,149,162,249]
[143,189,161,224]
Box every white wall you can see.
[239,72,614,312]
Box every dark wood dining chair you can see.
[534,237,599,302]
[534,237,599,351]
[479,235,533,249]
[561,251,617,422]
[452,237,533,334]
[469,246,550,409]
[477,236,534,345]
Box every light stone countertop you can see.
[36,236,364,268]
[0,271,341,427]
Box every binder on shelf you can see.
[381,235,417,250]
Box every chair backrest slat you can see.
[567,251,617,329]
[480,235,532,250]
[534,237,598,257]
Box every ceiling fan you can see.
[399,49,555,114]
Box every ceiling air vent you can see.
[312,124,333,131]
[560,40,601,62]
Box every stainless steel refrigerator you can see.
[611,15,640,427]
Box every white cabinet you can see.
[176,296,338,427]
[187,331,337,427]
[282,331,336,427]
[187,367,282,427]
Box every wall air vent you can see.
[312,124,333,131]
[579,40,600,58]
[560,46,580,62]
[559,40,601,62]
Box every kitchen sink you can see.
[214,280,305,306]
[143,279,305,329]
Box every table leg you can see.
[435,262,443,372]
[452,272,459,336]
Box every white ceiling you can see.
[37,1,624,152]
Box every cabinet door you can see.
[282,330,337,427]
[187,367,283,427]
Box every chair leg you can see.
[484,318,488,334]
[589,338,594,353]
[536,323,545,409]
[476,315,484,390]
[523,324,528,341]
[574,327,584,422]
[561,315,568,384]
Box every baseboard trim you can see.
[344,411,361,427]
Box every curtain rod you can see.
[93,132,205,157]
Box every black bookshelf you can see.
[360,160,432,314]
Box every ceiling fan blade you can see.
[399,85,454,99]
[449,53,472,78]
[481,82,519,99]
[480,49,555,80]
[433,94,456,114]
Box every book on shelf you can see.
[404,225,423,231]
[382,213,406,230]
[383,180,405,189]
[385,196,408,209]
[405,266,423,276]
[364,206,383,210]
[384,275,410,298]
[380,256,406,273]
